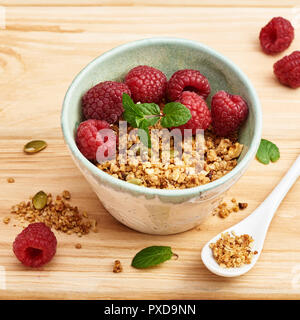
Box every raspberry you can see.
[82,81,131,124]
[125,65,167,103]
[173,91,211,134]
[259,17,294,54]
[211,90,248,136]
[273,51,300,88]
[167,69,210,102]
[76,119,116,161]
[13,223,57,268]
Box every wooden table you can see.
[0,0,299,299]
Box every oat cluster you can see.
[113,260,123,273]
[3,216,10,224]
[215,198,248,218]
[209,232,258,268]
[98,127,243,189]
[10,191,97,237]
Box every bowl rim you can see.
[61,37,262,198]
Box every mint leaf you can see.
[144,117,160,127]
[122,93,143,117]
[136,115,159,128]
[138,103,160,127]
[131,246,174,269]
[138,120,151,148]
[256,139,280,164]
[123,110,139,128]
[121,94,191,148]
[122,93,143,127]
[138,103,160,116]
[122,95,160,128]
[161,102,191,128]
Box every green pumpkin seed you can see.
[127,178,142,186]
[32,191,48,210]
[170,149,179,159]
[24,140,47,154]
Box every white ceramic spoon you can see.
[201,155,300,277]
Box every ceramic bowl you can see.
[61,38,262,235]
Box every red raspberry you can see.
[76,119,116,162]
[82,81,131,124]
[167,69,210,102]
[259,17,294,54]
[13,223,57,268]
[211,91,248,136]
[173,91,211,134]
[273,51,300,88]
[125,65,167,103]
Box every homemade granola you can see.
[113,260,123,273]
[214,199,248,218]
[10,191,97,236]
[238,202,248,210]
[98,126,243,189]
[3,216,10,224]
[209,231,258,268]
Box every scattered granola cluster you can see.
[214,198,248,218]
[3,216,10,224]
[113,260,123,273]
[210,231,258,268]
[98,127,243,189]
[10,191,97,237]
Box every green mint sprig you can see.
[256,139,280,164]
[131,246,177,269]
[122,93,191,147]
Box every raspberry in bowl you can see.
[61,38,262,235]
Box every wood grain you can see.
[0,0,299,7]
[0,3,300,299]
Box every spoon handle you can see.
[258,155,300,225]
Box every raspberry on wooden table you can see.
[76,119,116,161]
[167,69,210,102]
[125,65,167,103]
[211,90,248,136]
[173,91,211,134]
[273,51,300,88]
[259,17,294,55]
[13,223,57,268]
[82,81,131,124]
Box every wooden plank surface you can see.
[0,3,300,299]
[0,1,299,7]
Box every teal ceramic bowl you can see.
[61,38,262,235]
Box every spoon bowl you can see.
[202,155,300,277]
[201,218,264,277]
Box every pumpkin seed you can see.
[32,191,48,210]
[24,140,47,154]
[170,149,179,158]
[127,178,142,185]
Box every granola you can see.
[214,199,248,218]
[2,216,10,224]
[98,127,243,189]
[209,231,258,268]
[10,191,97,236]
[113,260,123,273]
[238,202,248,210]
